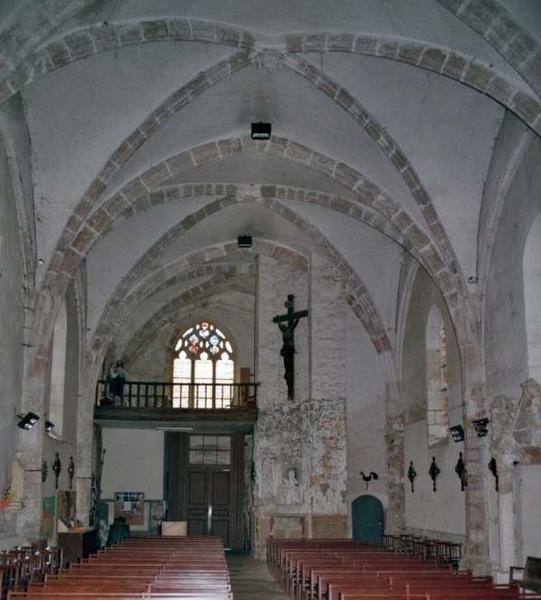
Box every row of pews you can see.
[7,536,231,599]
[267,537,541,600]
[1,546,62,600]
[382,534,462,564]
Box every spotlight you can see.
[237,235,252,248]
[45,420,55,433]
[472,417,489,438]
[17,412,40,430]
[449,425,465,442]
[251,122,271,140]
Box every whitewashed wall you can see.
[101,428,164,501]
[0,131,25,549]
[345,307,388,530]
[401,267,466,540]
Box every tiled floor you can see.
[227,554,286,599]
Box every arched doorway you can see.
[352,495,384,544]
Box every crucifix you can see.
[273,294,308,400]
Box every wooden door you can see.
[165,433,244,550]
[352,495,384,544]
[186,464,232,543]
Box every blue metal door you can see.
[352,495,384,544]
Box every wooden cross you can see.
[272,294,308,400]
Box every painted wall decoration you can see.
[40,496,55,540]
[114,491,145,526]
[57,490,76,528]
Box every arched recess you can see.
[401,266,465,541]
[426,305,449,446]
[524,213,541,382]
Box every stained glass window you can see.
[172,321,235,408]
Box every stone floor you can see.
[227,554,286,599]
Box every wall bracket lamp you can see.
[17,412,40,430]
[449,424,465,442]
[473,417,489,438]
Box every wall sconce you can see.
[472,417,489,438]
[17,412,40,430]
[449,425,465,442]
[44,420,55,433]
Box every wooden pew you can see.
[267,537,541,600]
[9,536,231,600]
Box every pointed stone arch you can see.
[435,0,541,99]
[1,19,538,134]
[89,195,391,356]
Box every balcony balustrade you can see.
[95,380,258,411]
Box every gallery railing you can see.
[95,379,258,410]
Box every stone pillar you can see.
[254,253,309,406]
[460,299,490,574]
[75,384,95,526]
[309,254,345,400]
[385,410,405,533]
[498,469,516,574]
[253,253,310,558]
[488,389,536,579]
[17,350,47,543]
[308,254,347,526]
[253,253,347,556]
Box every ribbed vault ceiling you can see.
[1,0,539,356]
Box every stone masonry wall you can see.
[0,132,25,548]
[253,253,347,557]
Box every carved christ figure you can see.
[277,318,299,399]
[273,295,308,400]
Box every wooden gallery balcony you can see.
[94,380,258,431]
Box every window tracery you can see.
[172,321,234,408]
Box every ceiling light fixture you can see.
[251,122,271,140]
[237,235,252,248]
[45,420,55,433]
